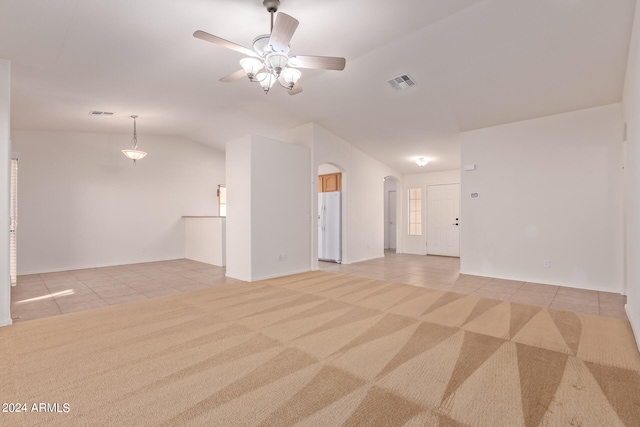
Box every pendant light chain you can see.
[131,115,138,150]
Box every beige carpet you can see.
[2,271,640,426]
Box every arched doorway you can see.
[384,176,400,253]
[318,163,344,263]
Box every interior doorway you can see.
[318,163,343,263]
[384,176,399,252]
[426,183,460,257]
[388,191,397,250]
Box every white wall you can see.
[0,60,11,326]
[318,164,340,175]
[383,177,398,250]
[460,104,624,292]
[622,3,640,348]
[11,130,225,274]
[226,134,311,281]
[402,170,461,255]
[348,147,398,263]
[225,136,252,281]
[184,217,225,266]
[287,123,402,267]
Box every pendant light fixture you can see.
[122,115,147,165]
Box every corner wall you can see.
[225,136,253,281]
[622,1,640,349]
[11,130,225,274]
[460,104,624,292]
[0,60,10,326]
[226,134,311,281]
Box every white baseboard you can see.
[17,257,186,276]
[249,268,312,282]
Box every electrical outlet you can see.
[278,254,286,262]
[543,259,550,268]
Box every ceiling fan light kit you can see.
[281,67,301,89]
[239,58,262,80]
[256,71,277,92]
[193,0,346,95]
[267,52,288,75]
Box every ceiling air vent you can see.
[387,74,417,90]
[88,110,114,116]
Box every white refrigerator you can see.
[318,191,342,263]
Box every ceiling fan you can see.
[193,0,346,95]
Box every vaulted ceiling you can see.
[0,0,635,174]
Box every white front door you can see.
[427,184,460,257]
[388,190,397,250]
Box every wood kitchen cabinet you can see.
[318,173,342,192]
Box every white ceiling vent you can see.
[88,110,114,116]
[387,74,417,90]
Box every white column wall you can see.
[250,135,310,280]
[0,60,11,326]
[225,134,311,281]
[225,136,253,281]
[622,2,640,349]
[460,104,624,292]
[11,130,225,274]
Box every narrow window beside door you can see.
[10,156,18,286]
[218,185,226,217]
[408,188,422,236]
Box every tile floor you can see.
[11,253,627,323]
[10,259,240,322]
[318,252,628,320]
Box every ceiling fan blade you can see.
[269,13,299,53]
[219,69,247,83]
[193,30,258,57]
[288,55,346,71]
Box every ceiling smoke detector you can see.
[388,74,417,90]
